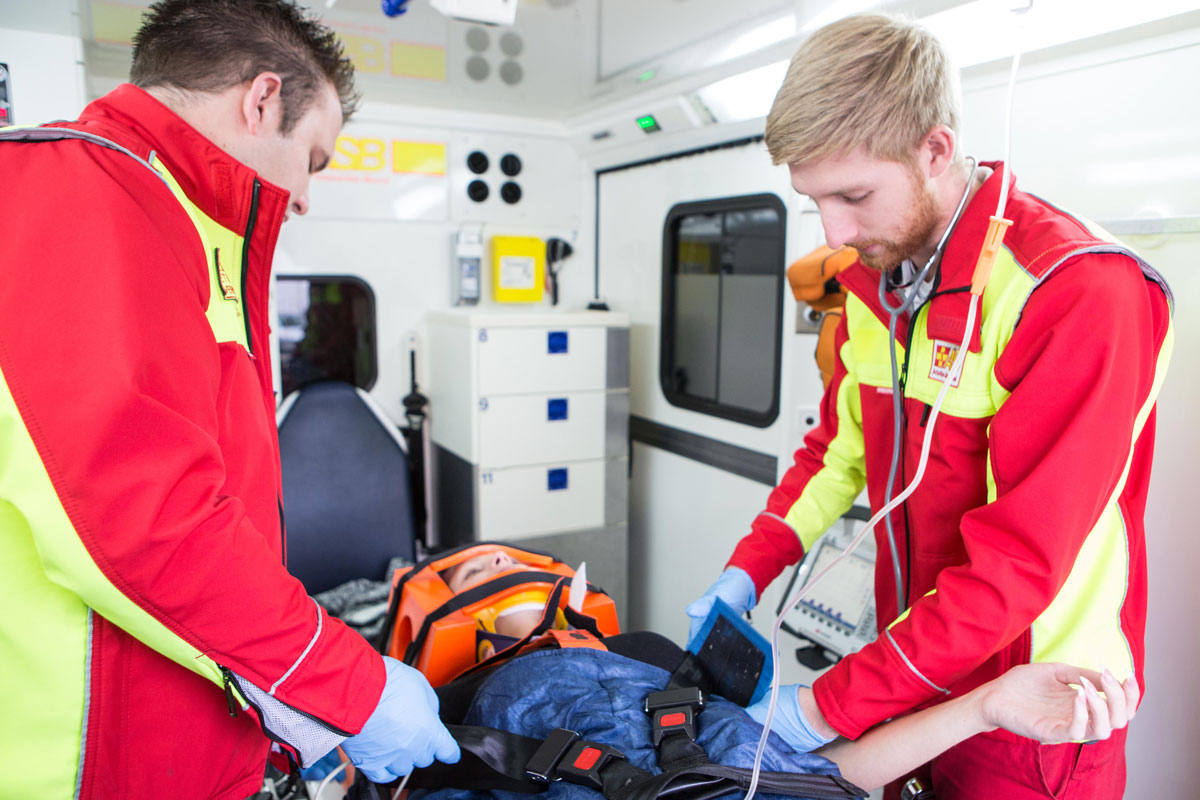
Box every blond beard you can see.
[851,176,941,272]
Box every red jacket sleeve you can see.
[0,139,382,736]
[813,254,1172,738]
[728,313,867,596]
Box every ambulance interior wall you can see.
[0,26,85,127]
[596,16,1200,795]
[277,105,595,426]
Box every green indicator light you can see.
[637,114,661,133]
[637,69,657,83]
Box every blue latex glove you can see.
[746,684,837,754]
[341,656,461,783]
[685,566,757,643]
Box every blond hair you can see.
[765,13,960,167]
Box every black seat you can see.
[277,381,417,595]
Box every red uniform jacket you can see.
[729,165,1173,739]
[0,85,384,798]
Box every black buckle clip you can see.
[644,687,705,746]
[525,728,626,791]
[900,777,935,800]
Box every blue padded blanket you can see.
[414,646,844,800]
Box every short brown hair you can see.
[130,0,359,134]
[765,13,960,167]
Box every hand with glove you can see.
[341,656,461,783]
[685,566,757,644]
[746,684,838,754]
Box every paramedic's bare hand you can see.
[746,684,837,753]
[341,656,461,783]
[685,567,757,643]
[980,663,1139,744]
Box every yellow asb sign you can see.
[330,137,447,175]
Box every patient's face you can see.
[444,549,546,640]
[444,549,525,592]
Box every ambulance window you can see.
[661,194,785,427]
[276,276,377,397]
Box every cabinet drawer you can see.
[476,326,607,395]
[478,392,607,467]
[477,460,605,540]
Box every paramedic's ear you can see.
[917,124,957,182]
[240,72,285,137]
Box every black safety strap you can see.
[394,722,864,800]
[400,571,606,664]
[642,686,867,800]
[623,761,866,800]
[451,577,609,681]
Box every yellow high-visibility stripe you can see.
[151,157,250,353]
[782,307,867,552]
[886,588,934,629]
[0,366,227,794]
[0,494,88,798]
[1029,317,1174,679]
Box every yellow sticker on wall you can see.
[90,0,146,46]
[392,141,446,175]
[391,42,447,81]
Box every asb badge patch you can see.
[930,340,962,387]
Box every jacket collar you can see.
[836,161,1013,354]
[72,84,288,239]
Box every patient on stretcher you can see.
[386,545,1137,797]
[441,547,568,653]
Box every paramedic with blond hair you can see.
[0,1,457,797]
[687,13,1172,800]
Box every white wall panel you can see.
[0,26,85,125]
[597,0,792,79]
[960,27,1200,222]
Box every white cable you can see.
[998,1,1032,217]
[393,770,413,800]
[996,48,1020,218]
[314,759,350,799]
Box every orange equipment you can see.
[786,245,857,389]
[382,542,620,687]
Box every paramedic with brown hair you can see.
[687,13,1172,800]
[0,1,456,797]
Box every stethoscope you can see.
[877,156,978,614]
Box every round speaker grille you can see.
[467,180,489,202]
[500,181,522,204]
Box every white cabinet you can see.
[427,310,630,548]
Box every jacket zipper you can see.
[893,258,947,610]
[278,495,287,566]
[240,179,260,356]
[895,300,922,610]
[222,666,240,717]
